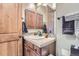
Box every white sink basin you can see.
[23,34,55,48]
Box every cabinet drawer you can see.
[34,45,40,54]
[30,51,38,56]
[24,40,33,49]
[34,45,49,56]
[26,41,33,49]
[24,46,30,56]
[24,46,39,56]
[30,49,39,56]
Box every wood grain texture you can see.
[0,4,22,56]
[0,41,18,56]
[17,4,23,56]
[0,4,18,33]
[48,41,56,55]
[24,40,49,56]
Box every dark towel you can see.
[22,22,28,33]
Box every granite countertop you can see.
[23,34,55,48]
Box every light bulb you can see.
[52,3,56,10]
[42,3,48,6]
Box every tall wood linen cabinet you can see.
[0,4,22,56]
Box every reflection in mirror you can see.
[22,3,55,34]
[25,9,43,29]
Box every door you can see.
[0,4,22,56]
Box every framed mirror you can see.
[25,9,43,29]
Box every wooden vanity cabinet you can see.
[24,40,39,56]
[24,39,56,56]
[24,40,50,56]
[24,45,30,56]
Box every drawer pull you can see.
[34,49,37,52]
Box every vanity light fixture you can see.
[42,3,48,6]
[52,3,56,10]
[37,3,42,6]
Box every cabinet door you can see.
[48,42,56,55]
[24,46,30,56]
[0,4,22,56]
[30,50,38,56]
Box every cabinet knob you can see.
[19,35,22,38]
[34,49,37,52]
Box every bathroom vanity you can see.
[23,33,56,56]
